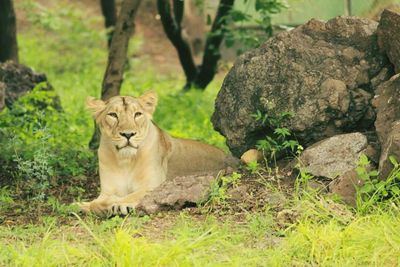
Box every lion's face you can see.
[87,91,158,156]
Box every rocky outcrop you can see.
[0,61,61,110]
[136,173,217,215]
[372,74,400,179]
[378,121,400,179]
[212,16,391,157]
[373,74,400,147]
[377,9,400,73]
[299,133,368,179]
[329,169,363,206]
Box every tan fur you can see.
[78,91,235,216]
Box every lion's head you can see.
[87,91,158,156]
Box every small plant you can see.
[253,110,301,167]
[47,196,80,215]
[0,187,14,205]
[245,160,261,174]
[356,154,400,213]
[13,129,55,200]
[203,172,242,210]
[294,166,315,195]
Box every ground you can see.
[1,0,400,266]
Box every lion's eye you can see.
[108,112,118,118]
[134,112,143,118]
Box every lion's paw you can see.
[75,201,91,213]
[74,200,113,218]
[111,203,136,216]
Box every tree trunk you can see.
[89,0,142,149]
[157,0,234,90]
[344,0,352,16]
[193,0,234,89]
[0,0,19,63]
[101,0,141,100]
[157,0,198,89]
[100,0,117,48]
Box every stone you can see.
[329,169,364,206]
[136,173,217,215]
[0,61,61,110]
[240,149,263,164]
[372,74,400,147]
[212,16,391,157]
[377,9,400,73]
[378,121,400,179]
[299,133,368,179]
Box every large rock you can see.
[378,121,400,179]
[377,9,400,73]
[329,169,364,206]
[0,61,60,110]
[136,173,217,215]
[373,74,400,147]
[299,133,368,179]
[212,17,391,157]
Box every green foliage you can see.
[245,160,261,174]
[0,84,95,199]
[356,154,400,214]
[4,1,400,266]
[295,166,315,194]
[13,136,54,200]
[47,196,80,215]
[253,110,301,165]
[0,187,14,205]
[204,172,242,208]
[224,0,288,53]
[2,204,400,266]
[2,0,226,202]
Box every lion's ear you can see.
[138,90,158,115]
[86,97,106,119]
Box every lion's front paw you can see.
[75,200,113,217]
[76,201,91,213]
[111,203,136,216]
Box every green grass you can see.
[1,202,400,266]
[2,0,400,266]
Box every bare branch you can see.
[173,0,184,26]
[100,0,117,48]
[157,0,197,85]
[195,0,234,89]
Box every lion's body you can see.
[79,92,236,216]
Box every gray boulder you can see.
[299,133,368,179]
[377,9,400,73]
[136,173,217,215]
[212,16,391,157]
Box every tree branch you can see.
[100,0,117,48]
[173,0,184,26]
[195,0,234,89]
[157,0,197,85]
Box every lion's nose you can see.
[120,132,136,140]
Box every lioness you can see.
[79,91,237,216]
